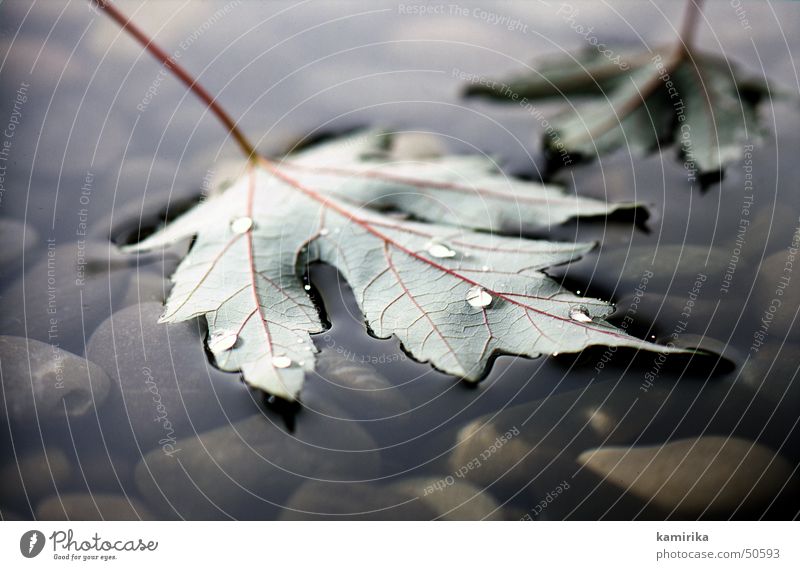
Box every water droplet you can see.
[426,241,456,259]
[466,286,493,308]
[319,228,330,236]
[230,216,253,234]
[271,356,292,369]
[569,305,593,323]
[303,284,311,291]
[208,330,238,351]
[481,265,490,272]
[576,290,581,295]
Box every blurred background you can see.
[0,0,798,520]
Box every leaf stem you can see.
[90,0,258,161]
[677,0,705,53]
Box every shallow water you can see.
[1,1,799,520]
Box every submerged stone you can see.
[0,336,110,424]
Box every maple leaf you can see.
[464,46,770,177]
[125,131,682,400]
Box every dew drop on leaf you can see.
[230,216,254,234]
[466,286,493,308]
[208,330,238,351]
[271,355,292,368]
[426,241,456,259]
[569,305,593,323]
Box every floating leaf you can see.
[125,131,681,400]
[465,47,770,176]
